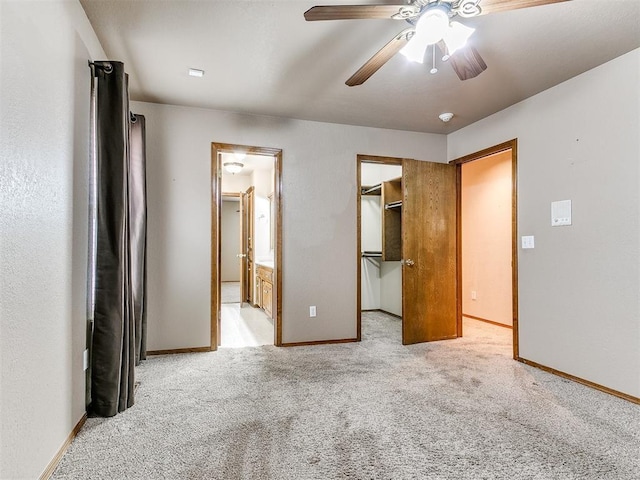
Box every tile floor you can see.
[221,281,241,304]
[220,302,274,348]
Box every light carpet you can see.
[52,312,639,479]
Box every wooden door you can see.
[402,159,457,344]
[244,187,254,304]
[240,191,248,305]
[240,188,250,304]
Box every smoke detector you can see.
[439,112,454,123]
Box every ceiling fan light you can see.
[224,161,244,174]
[443,21,475,56]
[415,7,450,45]
[400,33,428,64]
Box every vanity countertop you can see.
[255,260,274,269]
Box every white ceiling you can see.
[79,0,640,134]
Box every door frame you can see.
[450,139,519,359]
[211,143,283,349]
[356,154,403,341]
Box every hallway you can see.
[220,302,273,348]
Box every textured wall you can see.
[132,100,446,348]
[448,49,640,398]
[0,1,105,478]
[462,151,513,326]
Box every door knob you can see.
[403,259,415,266]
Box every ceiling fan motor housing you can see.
[411,0,482,19]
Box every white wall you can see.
[0,1,105,477]
[380,263,402,317]
[221,173,252,193]
[133,100,446,348]
[448,49,640,398]
[252,167,273,262]
[221,200,241,282]
[361,195,382,310]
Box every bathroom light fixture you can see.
[188,68,205,77]
[224,162,244,174]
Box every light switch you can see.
[522,236,535,249]
[551,200,572,226]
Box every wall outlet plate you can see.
[309,306,316,317]
[522,235,535,249]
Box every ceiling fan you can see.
[304,0,571,86]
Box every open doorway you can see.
[453,139,519,358]
[358,157,403,341]
[211,143,283,350]
[357,154,458,345]
[220,190,272,347]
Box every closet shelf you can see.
[384,201,402,210]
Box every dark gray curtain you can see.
[130,113,147,364]
[89,61,147,417]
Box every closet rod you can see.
[361,184,382,195]
[384,200,402,210]
[361,251,382,257]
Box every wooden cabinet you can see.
[382,177,402,261]
[262,280,273,318]
[256,264,274,319]
[361,177,402,261]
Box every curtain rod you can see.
[88,60,113,74]
[88,60,138,124]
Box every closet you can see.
[359,157,458,345]
[361,164,403,318]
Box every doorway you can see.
[359,157,404,341]
[357,154,457,345]
[211,143,283,350]
[452,139,519,358]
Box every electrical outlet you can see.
[83,349,89,371]
[471,291,477,301]
[522,235,535,249]
[309,306,317,318]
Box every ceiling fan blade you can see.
[476,0,571,16]
[346,28,413,86]
[304,5,417,21]
[447,45,487,80]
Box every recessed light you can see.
[188,68,204,78]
